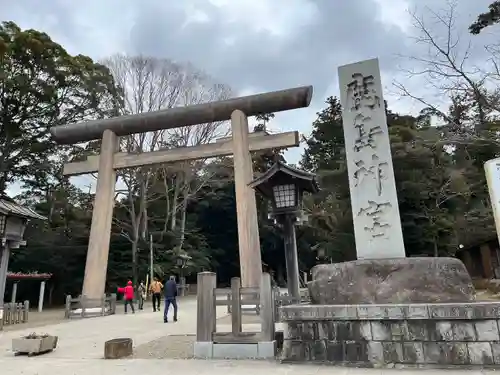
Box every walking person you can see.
[150,277,163,312]
[138,281,146,310]
[164,275,178,323]
[118,280,135,314]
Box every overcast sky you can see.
[3,0,498,193]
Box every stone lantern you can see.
[0,196,46,317]
[249,162,319,299]
[176,252,191,297]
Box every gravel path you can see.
[132,334,196,359]
[1,308,68,332]
[132,313,275,359]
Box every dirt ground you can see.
[132,313,262,359]
[132,334,196,359]
[1,307,68,332]
[476,289,500,301]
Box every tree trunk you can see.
[178,189,189,249]
[170,174,182,231]
[433,238,439,257]
[139,177,148,241]
[132,240,139,287]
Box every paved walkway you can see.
[0,297,495,374]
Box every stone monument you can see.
[307,58,474,305]
[338,58,404,259]
[485,158,500,248]
[279,59,500,367]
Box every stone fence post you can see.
[260,272,274,341]
[196,272,216,342]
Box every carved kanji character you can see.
[353,154,388,196]
[353,114,383,152]
[357,200,392,238]
[346,73,381,111]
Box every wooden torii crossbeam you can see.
[50,85,313,301]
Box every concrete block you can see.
[281,305,358,321]
[345,342,368,362]
[452,322,476,341]
[385,305,405,319]
[330,321,371,341]
[424,342,467,365]
[325,341,342,361]
[405,321,427,341]
[405,304,429,319]
[357,305,385,320]
[468,342,493,365]
[402,342,424,364]
[359,321,372,340]
[321,305,357,320]
[470,302,500,319]
[279,306,306,321]
[212,343,258,359]
[280,305,318,321]
[193,341,213,359]
[367,342,384,364]
[382,342,403,363]
[317,322,329,340]
[257,341,276,359]
[371,322,391,341]
[428,304,470,319]
[475,320,500,341]
[491,343,500,364]
[308,340,326,361]
[390,322,407,341]
[282,340,309,361]
[300,322,318,340]
[451,343,470,365]
[435,321,454,341]
[286,322,303,340]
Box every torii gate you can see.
[50,85,313,301]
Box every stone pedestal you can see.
[308,257,475,305]
[280,302,500,367]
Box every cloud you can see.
[0,0,497,178]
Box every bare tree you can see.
[102,54,231,284]
[394,0,500,136]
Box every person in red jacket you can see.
[118,280,135,314]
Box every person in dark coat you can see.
[164,275,178,323]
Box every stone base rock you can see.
[308,257,475,304]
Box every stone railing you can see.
[280,302,500,367]
[64,294,117,319]
[0,301,29,330]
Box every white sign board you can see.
[338,58,405,259]
[484,158,500,247]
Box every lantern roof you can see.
[249,161,319,198]
[0,196,46,221]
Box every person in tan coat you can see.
[149,277,163,312]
